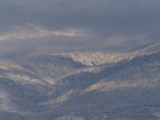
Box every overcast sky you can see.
[0,0,160,57]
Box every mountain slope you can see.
[51,43,160,66]
[31,52,160,120]
[1,43,160,120]
[14,55,85,84]
[111,43,160,63]
[28,43,160,120]
[0,55,87,120]
[52,52,118,66]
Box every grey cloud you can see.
[0,35,97,57]
[0,34,144,58]
[28,0,160,34]
[0,0,160,56]
[1,0,160,33]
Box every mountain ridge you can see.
[0,43,160,120]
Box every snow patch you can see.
[55,115,85,120]
[0,89,14,111]
[53,52,118,66]
[153,112,160,118]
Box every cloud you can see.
[0,0,160,57]
[0,25,84,41]
[1,0,160,33]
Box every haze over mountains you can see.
[1,43,160,120]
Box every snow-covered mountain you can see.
[14,55,85,84]
[52,52,118,66]
[52,43,160,66]
[111,43,160,62]
[1,43,160,120]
